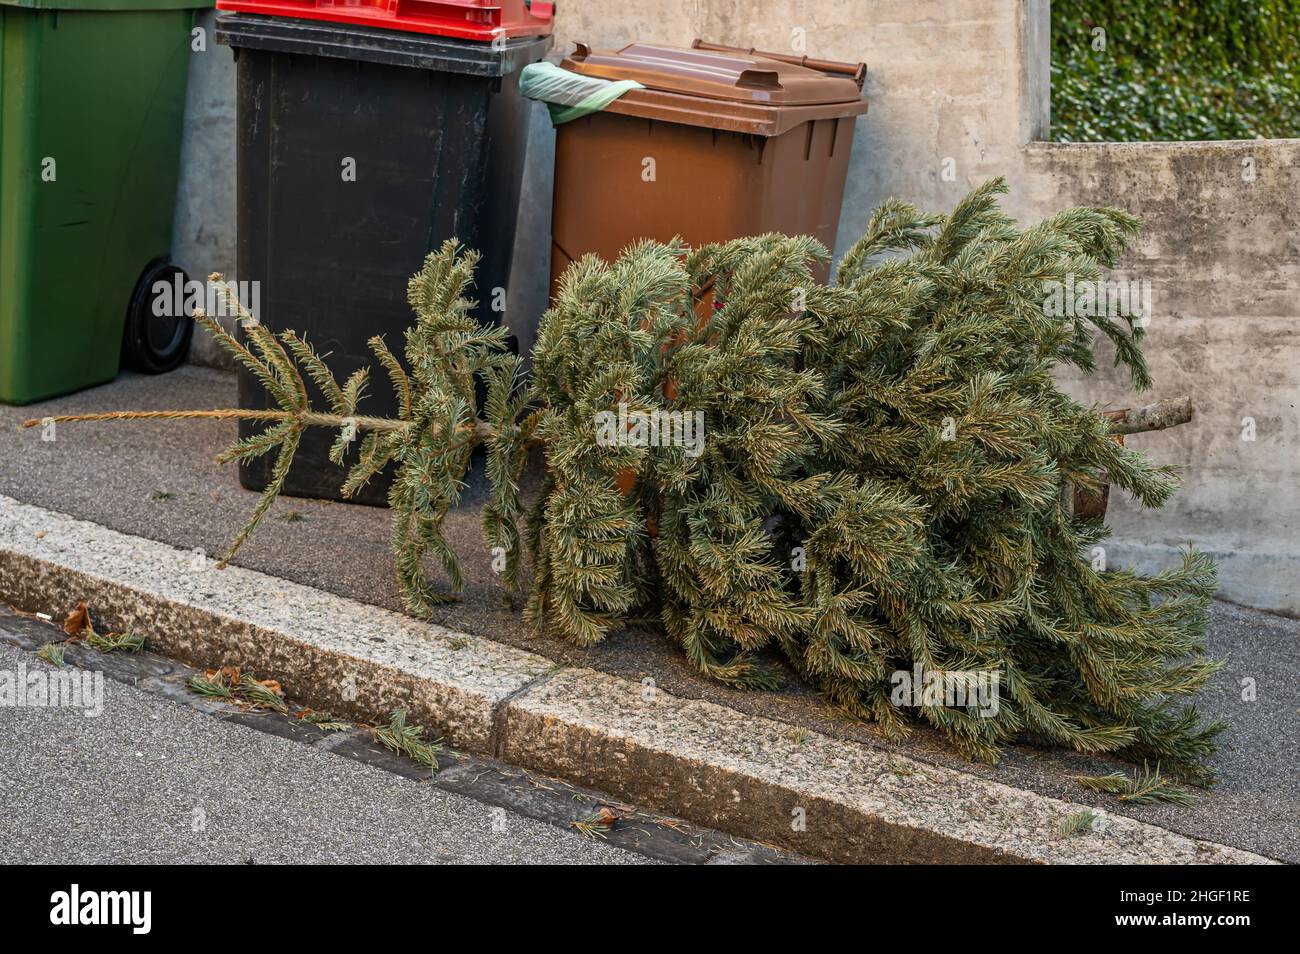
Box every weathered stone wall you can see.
[1031,139,1300,616]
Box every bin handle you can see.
[691,39,866,90]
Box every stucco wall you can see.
[172,11,238,369]
[173,1,1300,614]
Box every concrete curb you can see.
[0,494,552,753]
[0,494,1276,865]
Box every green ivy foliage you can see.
[1053,0,1300,141]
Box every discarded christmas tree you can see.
[29,179,1223,780]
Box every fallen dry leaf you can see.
[572,804,623,839]
[205,665,241,685]
[62,601,93,637]
[592,806,621,828]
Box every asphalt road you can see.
[0,644,654,865]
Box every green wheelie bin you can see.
[0,0,208,405]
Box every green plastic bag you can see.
[519,61,644,125]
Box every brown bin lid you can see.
[562,42,864,106]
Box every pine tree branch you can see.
[21,409,526,443]
[21,409,407,431]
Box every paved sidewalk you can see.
[2,367,1297,861]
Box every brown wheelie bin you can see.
[548,39,869,292]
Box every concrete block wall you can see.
[172,1,1300,614]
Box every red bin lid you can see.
[213,0,554,41]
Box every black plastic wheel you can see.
[122,258,194,374]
